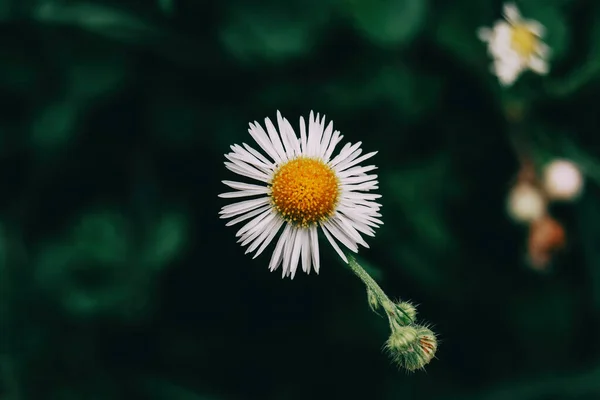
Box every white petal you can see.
[536,42,551,58]
[283,117,301,155]
[493,59,522,86]
[323,131,343,163]
[489,23,513,56]
[529,56,549,75]
[281,226,298,278]
[264,116,288,163]
[503,2,521,24]
[309,226,320,274]
[329,142,361,167]
[337,164,378,178]
[477,27,492,42]
[526,20,545,37]
[239,215,276,247]
[222,180,267,192]
[340,174,378,185]
[248,122,281,164]
[341,190,381,200]
[343,181,380,192]
[253,217,285,259]
[236,208,273,238]
[320,223,348,263]
[228,144,273,173]
[334,148,363,170]
[333,213,369,248]
[220,197,270,218]
[269,224,292,272]
[277,110,296,160]
[219,189,268,198]
[300,229,311,274]
[245,213,282,254]
[225,204,271,226]
[321,220,358,253]
[224,161,270,183]
[307,111,325,158]
[289,228,304,279]
[238,210,278,243]
[242,143,275,170]
[338,212,376,237]
[319,121,334,159]
[299,116,308,153]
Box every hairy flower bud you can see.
[394,301,417,325]
[385,326,419,353]
[386,325,437,372]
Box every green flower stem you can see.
[346,255,400,321]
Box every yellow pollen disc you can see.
[269,157,340,227]
[510,24,538,57]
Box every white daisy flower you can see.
[219,111,382,279]
[477,2,550,86]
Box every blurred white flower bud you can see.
[542,159,583,201]
[507,182,546,223]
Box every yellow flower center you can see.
[269,157,340,227]
[510,24,537,57]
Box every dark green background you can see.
[1,0,600,399]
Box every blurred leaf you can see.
[148,95,204,147]
[158,0,174,16]
[545,6,600,97]
[386,156,461,250]
[344,0,427,47]
[0,1,11,20]
[67,56,129,101]
[431,0,492,71]
[391,245,447,290]
[30,100,79,151]
[518,0,574,9]
[578,189,600,312]
[323,64,441,120]
[384,155,460,291]
[144,212,187,270]
[33,1,160,43]
[0,48,39,96]
[34,211,140,318]
[510,286,576,365]
[219,2,330,63]
[72,211,129,264]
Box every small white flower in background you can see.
[507,182,546,223]
[478,2,550,86]
[219,111,382,279]
[543,159,584,201]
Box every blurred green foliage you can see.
[1,0,600,399]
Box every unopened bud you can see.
[542,159,583,201]
[366,288,380,312]
[412,326,437,370]
[385,326,419,353]
[394,301,417,325]
[386,325,438,372]
[528,215,566,270]
[507,182,546,223]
